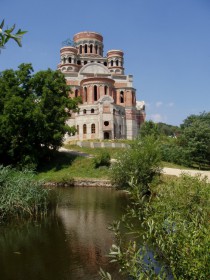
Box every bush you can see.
[160,143,188,166]
[106,174,210,279]
[111,135,162,191]
[0,166,51,222]
[93,150,111,168]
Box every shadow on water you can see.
[0,187,128,280]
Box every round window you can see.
[104,121,109,126]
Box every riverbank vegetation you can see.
[101,134,210,280]
[0,166,53,222]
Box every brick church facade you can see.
[58,31,145,140]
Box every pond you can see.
[0,187,128,280]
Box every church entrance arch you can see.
[104,132,110,140]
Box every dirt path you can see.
[163,167,210,182]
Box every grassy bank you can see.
[35,145,197,183]
[36,151,111,182]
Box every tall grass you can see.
[0,166,51,222]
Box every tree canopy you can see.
[179,112,210,168]
[0,63,79,167]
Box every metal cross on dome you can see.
[62,38,75,47]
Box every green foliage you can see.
[179,113,210,168]
[111,135,162,190]
[106,174,210,279]
[160,141,188,166]
[0,166,51,221]
[93,150,111,168]
[0,20,27,49]
[0,64,79,167]
[140,120,161,139]
[157,122,180,137]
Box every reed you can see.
[0,166,51,222]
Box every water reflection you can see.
[0,187,128,280]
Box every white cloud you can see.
[167,102,174,107]
[155,101,163,108]
[145,102,151,108]
[149,114,164,123]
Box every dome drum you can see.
[73,32,103,43]
[60,46,78,55]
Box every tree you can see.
[157,122,180,137]
[0,63,79,167]
[179,112,210,168]
[140,120,160,139]
[0,20,26,49]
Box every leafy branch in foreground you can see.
[0,19,27,49]
[105,174,210,279]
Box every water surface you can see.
[0,187,128,280]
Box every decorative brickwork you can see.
[58,31,145,140]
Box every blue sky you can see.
[1,0,210,126]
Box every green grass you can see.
[35,145,208,183]
[64,144,124,158]
[35,151,110,182]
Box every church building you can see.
[58,31,145,140]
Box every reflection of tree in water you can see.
[0,188,128,280]
[0,215,73,280]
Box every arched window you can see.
[84,61,87,65]
[75,89,78,97]
[77,125,79,134]
[63,57,66,64]
[90,44,93,53]
[83,109,87,114]
[79,45,82,54]
[94,85,97,101]
[85,44,87,53]
[91,108,94,113]
[77,60,81,65]
[95,45,98,54]
[84,87,87,102]
[104,62,107,66]
[91,124,95,134]
[120,91,124,103]
[68,57,72,63]
[111,60,113,66]
[104,85,108,95]
[83,124,87,134]
[116,60,119,66]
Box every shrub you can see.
[106,174,210,279]
[111,135,162,191]
[93,150,111,168]
[160,143,188,166]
